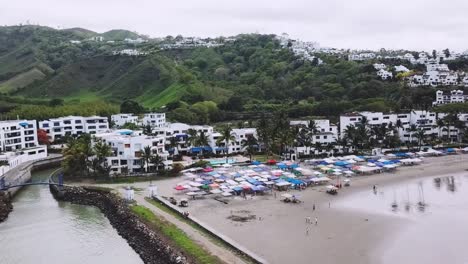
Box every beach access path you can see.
[133,193,247,264]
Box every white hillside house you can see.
[377,69,393,80]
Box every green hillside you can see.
[101,29,141,40]
[1,25,466,124]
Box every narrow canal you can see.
[0,168,143,264]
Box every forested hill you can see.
[1,25,466,123]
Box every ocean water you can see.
[338,173,468,264]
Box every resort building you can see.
[39,116,109,142]
[290,120,339,156]
[340,111,467,143]
[0,120,39,152]
[111,114,140,128]
[142,113,166,128]
[0,120,47,175]
[94,130,172,175]
[432,90,468,106]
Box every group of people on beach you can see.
[305,203,318,235]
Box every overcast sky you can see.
[1,0,467,51]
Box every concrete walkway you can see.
[133,193,247,264]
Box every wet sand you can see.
[165,155,468,264]
[109,154,468,264]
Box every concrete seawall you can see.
[49,184,191,264]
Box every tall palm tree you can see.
[314,142,323,157]
[409,124,418,148]
[166,136,179,156]
[92,138,112,176]
[414,129,426,151]
[141,146,153,173]
[217,125,235,163]
[195,131,210,158]
[436,118,445,143]
[242,135,258,162]
[150,154,164,172]
[186,128,198,147]
[256,113,273,158]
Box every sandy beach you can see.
[109,154,468,264]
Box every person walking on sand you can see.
[313,204,316,211]
[306,216,310,223]
[315,217,318,225]
[306,227,310,236]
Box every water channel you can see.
[0,168,143,264]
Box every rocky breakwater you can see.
[50,185,191,264]
[0,191,13,222]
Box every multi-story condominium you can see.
[0,120,39,152]
[39,116,109,142]
[211,128,258,154]
[152,123,214,155]
[94,130,172,175]
[111,114,140,127]
[290,120,339,156]
[340,111,466,143]
[142,113,166,128]
[433,90,468,106]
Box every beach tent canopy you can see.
[174,185,186,191]
[267,159,277,165]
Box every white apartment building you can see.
[433,90,468,106]
[373,63,386,70]
[290,120,339,156]
[39,116,109,142]
[377,69,393,80]
[142,113,166,128]
[152,123,213,155]
[94,130,172,175]
[0,120,39,152]
[211,128,258,154]
[348,53,376,61]
[340,111,465,143]
[409,71,458,87]
[111,114,140,127]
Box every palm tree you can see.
[436,118,445,143]
[166,136,179,156]
[92,138,112,176]
[414,129,426,150]
[186,128,198,147]
[217,125,235,164]
[150,154,164,172]
[313,142,323,157]
[195,131,210,158]
[308,120,318,134]
[409,124,417,148]
[141,146,153,173]
[242,135,258,162]
[256,113,273,158]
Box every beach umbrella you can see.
[267,159,277,165]
[174,185,186,191]
[252,160,261,165]
[203,167,214,172]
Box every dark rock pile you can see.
[51,185,191,264]
[0,191,13,223]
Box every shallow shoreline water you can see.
[0,169,143,264]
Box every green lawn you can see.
[63,89,103,102]
[130,205,224,264]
